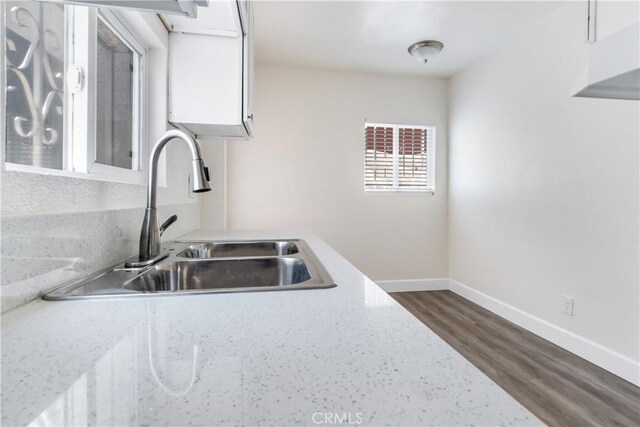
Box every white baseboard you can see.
[448,279,640,387]
[376,278,449,293]
[380,277,640,386]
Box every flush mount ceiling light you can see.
[408,40,444,63]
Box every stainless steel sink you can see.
[43,239,335,300]
[177,241,299,259]
[125,258,311,292]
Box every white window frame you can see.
[364,122,436,195]
[4,3,148,186]
[69,6,146,184]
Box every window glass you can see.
[364,125,394,190]
[4,1,65,169]
[95,16,135,170]
[3,1,145,182]
[398,127,429,189]
[364,123,435,193]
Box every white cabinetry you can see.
[167,0,254,139]
[38,0,207,17]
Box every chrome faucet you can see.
[126,129,211,268]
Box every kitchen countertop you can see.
[1,230,541,426]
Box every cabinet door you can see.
[167,0,252,138]
[240,0,254,137]
[168,33,242,130]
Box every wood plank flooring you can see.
[390,291,640,427]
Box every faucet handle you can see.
[159,214,178,237]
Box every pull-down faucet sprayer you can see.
[125,129,211,268]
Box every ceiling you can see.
[254,1,568,77]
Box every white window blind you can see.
[364,123,435,193]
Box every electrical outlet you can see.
[562,295,574,316]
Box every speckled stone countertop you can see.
[1,230,541,426]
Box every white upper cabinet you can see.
[167,0,254,139]
[573,22,640,101]
[572,0,639,101]
[36,0,209,17]
[164,0,238,35]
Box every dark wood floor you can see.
[390,291,640,427]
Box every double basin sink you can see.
[44,239,336,300]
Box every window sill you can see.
[4,163,147,187]
[364,189,435,196]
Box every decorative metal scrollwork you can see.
[5,4,64,149]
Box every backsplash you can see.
[1,203,199,312]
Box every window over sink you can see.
[2,0,147,184]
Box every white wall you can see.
[449,0,639,366]
[210,65,448,281]
[199,140,227,230]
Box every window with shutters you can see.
[364,122,435,193]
